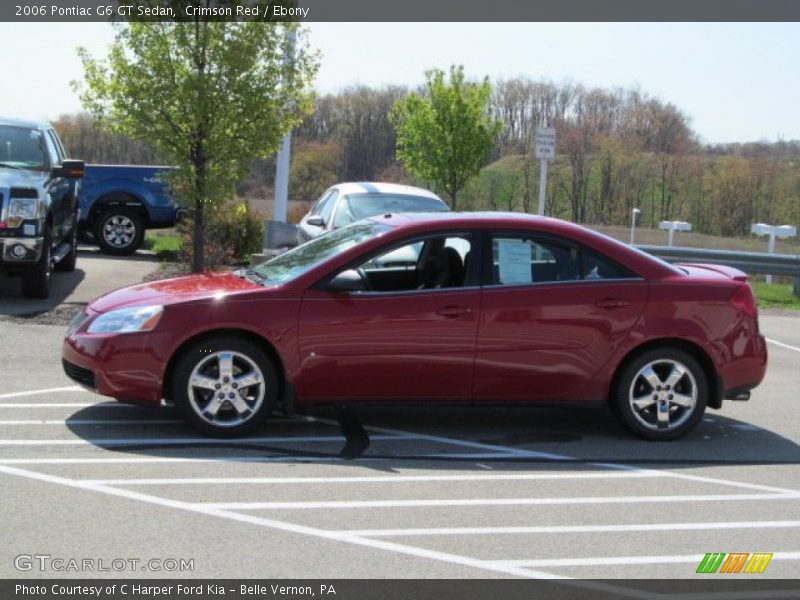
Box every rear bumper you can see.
[717,333,767,405]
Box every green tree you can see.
[75,10,317,271]
[390,65,502,210]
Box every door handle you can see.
[436,305,472,318]
[595,298,630,309]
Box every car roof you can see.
[367,210,559,229]
[332,181,443,201]
[0,116,52,130]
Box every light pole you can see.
[630,208,641,245]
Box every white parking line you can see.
[200,492,800,511]
[491,551,800,568]
[767,337,800,354]
[0,456,348,465]
[84,471,665,486]
[0,386,82,399]
[0,434,418,447]
[0,403,138,408]
[348,419,800,496]
[0,419,182,425]
[333,519,800,538]
[0,463,567,582]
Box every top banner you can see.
[3,0,800,22]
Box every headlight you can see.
[8,197,39,220]
[87,305,164,334]
[65,310,89,337]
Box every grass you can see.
[143,229,182,261]
[751,282,800,310]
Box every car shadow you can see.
[0,268,86,316]
[63,403,800,472]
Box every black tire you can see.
[94,206,145,255]
[54,225,78,272]
[611,347,708,441]
[171,336,279,437]
[21,226,52,299]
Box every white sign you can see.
[658,220,692,232]
[751,223,797,238]
[497,239,533,284]
[535,127,556,159]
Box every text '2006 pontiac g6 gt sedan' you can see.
[62,212,767,441]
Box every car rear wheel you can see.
[612,348,707,441]
[172,336,278,437]
[95,206,144,255]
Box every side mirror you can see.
[327,269,366,293]
[306,215,325,227]
[53,159,85,179]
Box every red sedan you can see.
[62,213,767,440]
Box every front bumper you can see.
[0,236,43,265]
[62,330,167,407]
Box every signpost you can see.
[659,220,692,247]
[535,126,556,216]
[751,223,797,283]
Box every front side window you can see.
[0,126,48,171]
[252,221,391,285]
[350,233,474,293]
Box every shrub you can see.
[179,201,264,269]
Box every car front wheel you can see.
[612,348,708,441]
[172,336,278,437]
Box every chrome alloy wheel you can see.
[102,214,136,248]
[628,359,698,431]
[187,351,266,428]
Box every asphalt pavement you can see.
[0,253,798,585]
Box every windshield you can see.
[0,126,47,171]
[333,193,448,228]
[252,220,392,285]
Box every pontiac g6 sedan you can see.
[62,213,767,440]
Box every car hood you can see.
[0,168,48,189]
[88,272,263,313]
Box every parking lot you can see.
[1,255,799,586]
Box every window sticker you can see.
[497,239,532,284]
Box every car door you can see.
[474,231,648,400]
[43,129,71,240]
[298,189,338,241]
[297,232,481,401]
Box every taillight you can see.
[728,284,758,319]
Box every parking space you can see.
[0,315,799,586]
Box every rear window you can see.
[333,193,447,228]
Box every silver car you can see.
[297,182,448,242]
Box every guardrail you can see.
[637,245,800,296]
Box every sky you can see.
[1,22,798,144]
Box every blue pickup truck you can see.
[79,165,182,255]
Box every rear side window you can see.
[581,248,636,280]
[490,234,636,286]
